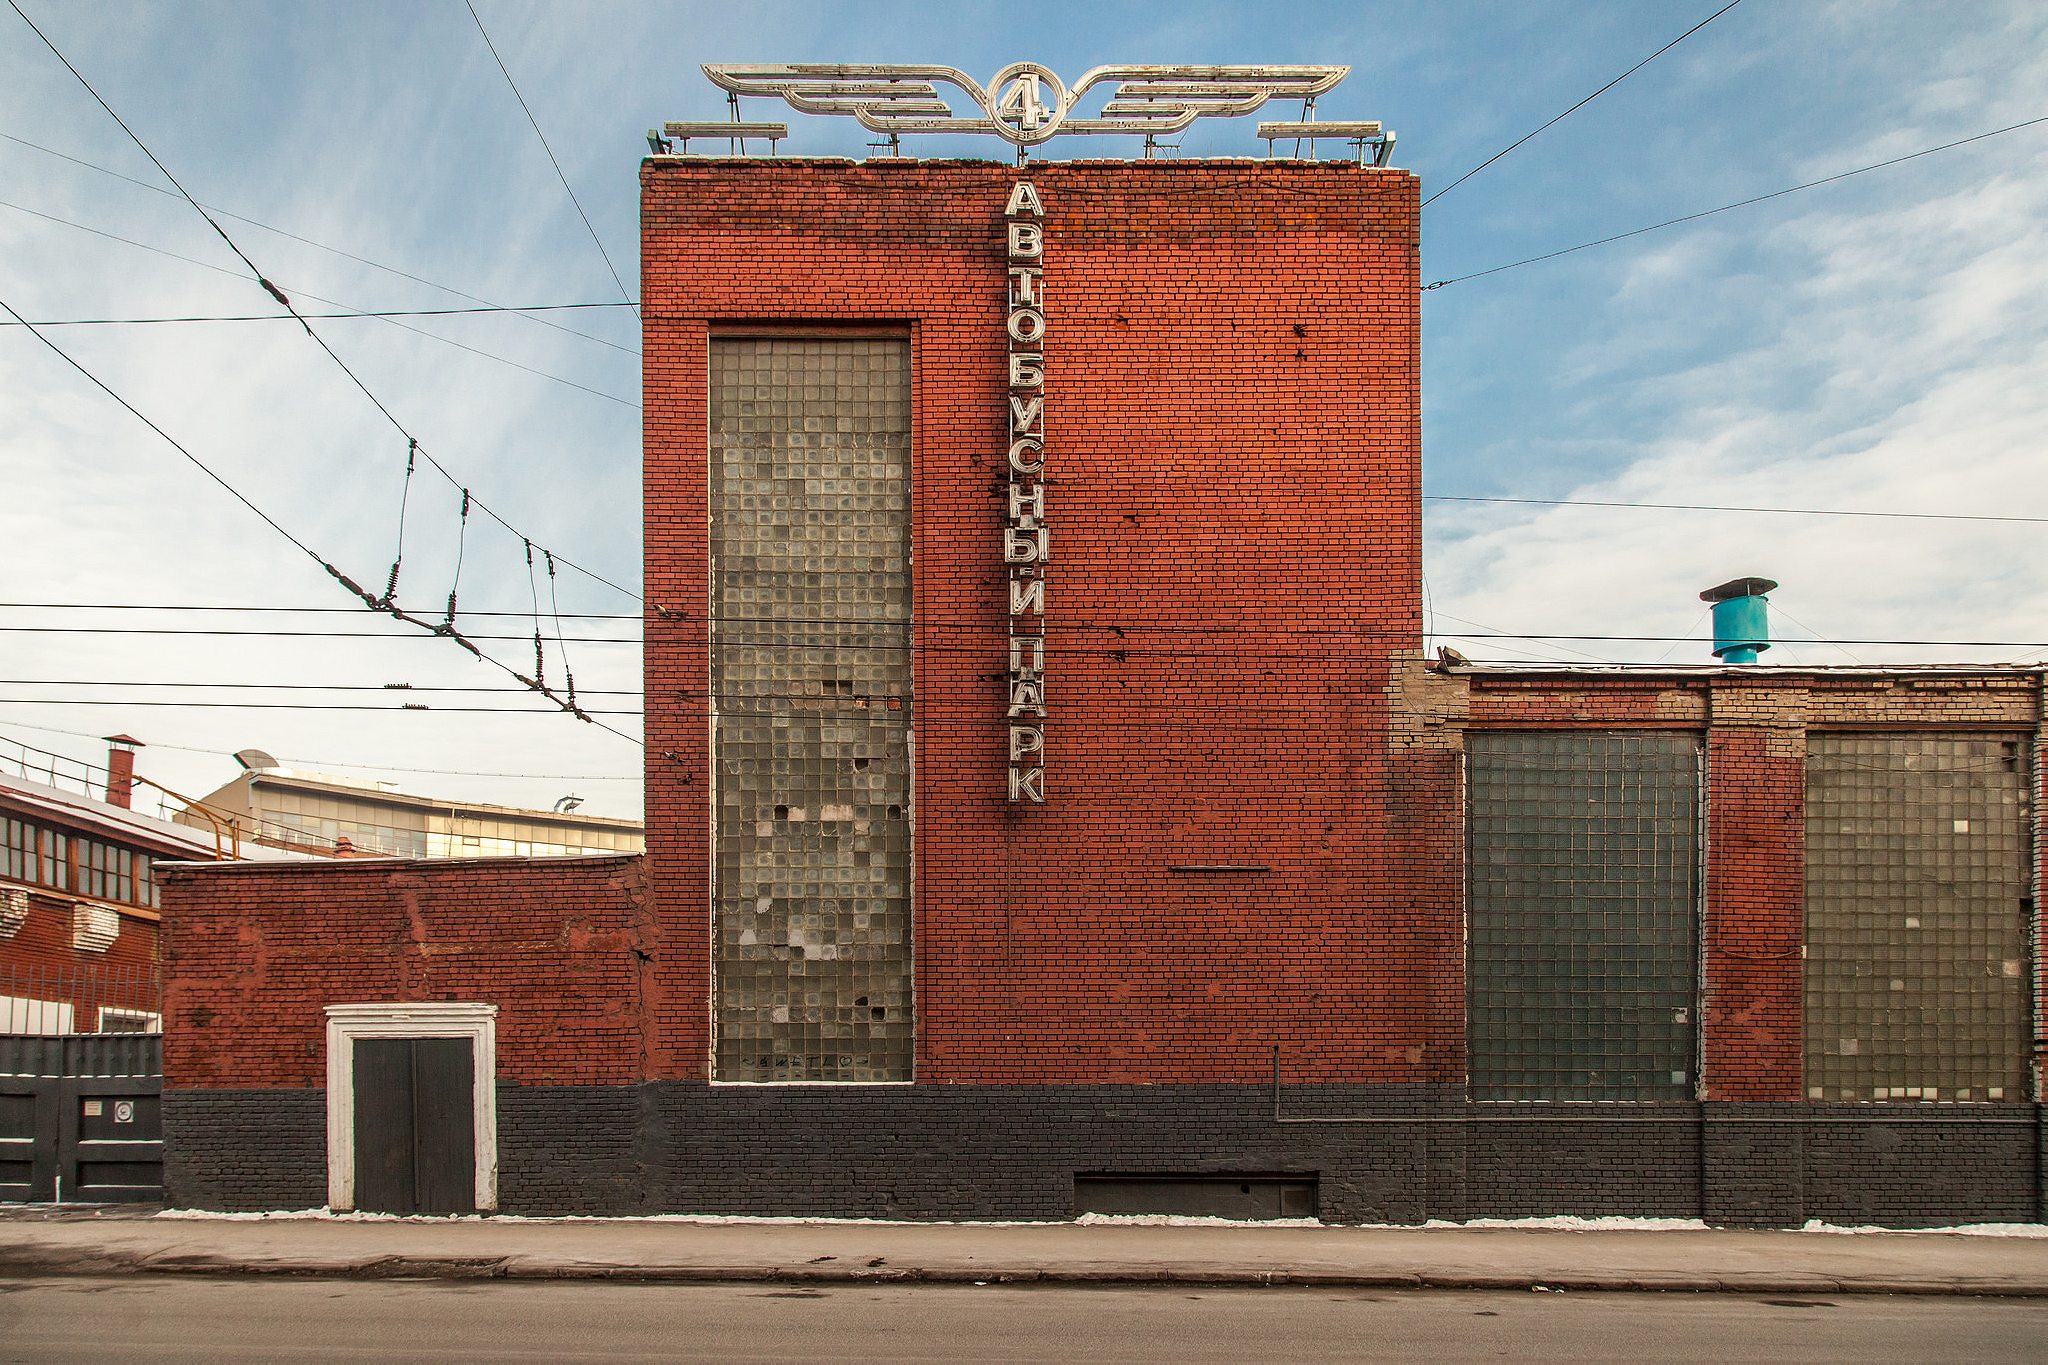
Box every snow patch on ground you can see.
[154,1208,2048,1235]
[156,1209,1064,1227]
[1418,1216,1709,1231]
[1800,1220,2048,1238]
[1071,1213,1324,1228]
[157,1209,1329,1229]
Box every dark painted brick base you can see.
[163,1088,326,1213]
[163,1084,2046,1227]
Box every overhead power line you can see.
[5,617,2047,654]
[465,0,638,319]
[0,193,638,405]
[0,624,638,642]
[0,130,639,356]
[7,1,277,298]
[1424,494,2048,525]
[1424,0,1745,208]
[0,697,640,715]
[4,6,639,605]
[14,693,2046,730]
[0,680,638,695]
[0,602,637,618]
[0,720,640,783]
[0,299,638,744]
[0,301,634,327]
[0,196,641,408]
[9,600,2048,644]
[1422,112,2048,290]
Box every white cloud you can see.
[1429,121,2048,667]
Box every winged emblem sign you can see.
[702,63,1350,146]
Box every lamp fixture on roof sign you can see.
[702,63,1350,147]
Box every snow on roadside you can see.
[1799,1220,2048,1238]
[153,1208,2047,1235]
[1419,1216,1707,1231]
[1071,1213,1323,1228]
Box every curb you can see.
[1,1249,2045,1296]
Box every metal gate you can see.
[0,1033,162,1203]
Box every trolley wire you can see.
[0,302,636,327]
[1422,113,2048,290]
[4,5,641,602]
[0,131,638,355]
[5,619,2048,655]
[0,720,638,782]
[0,195,640,408]
[463,0,637,319]
[0,300,639,744]
[1424,0,1746,208]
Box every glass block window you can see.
[1467,731,1701,1100]
[711,337,914,1083]
[1804,734,2031,1102]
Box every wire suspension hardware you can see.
[5,3,640,604]
[546,549,579,710]
[525,539,546,691]
[0,296,635,743]
[383,438,418,606]
[444,488,472,630]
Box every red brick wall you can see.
[1701,727,1806,1101]
[643,159,1423,1083]
[158,857,651,1089]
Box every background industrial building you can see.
[181,756,644,860]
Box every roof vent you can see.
[1700,576,1776,665]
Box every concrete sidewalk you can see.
[3,1208,2046,1295]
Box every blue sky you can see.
[3,0,2045,819]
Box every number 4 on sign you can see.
[998,76,1048,133]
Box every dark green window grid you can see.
[1804,734,2031,1102]
[1466,731,1702,1101]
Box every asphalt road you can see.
[3,1276,2045,1362]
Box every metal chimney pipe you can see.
[104,734,143,809]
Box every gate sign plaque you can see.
[703,63,1349,147]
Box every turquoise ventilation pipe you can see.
[1700,576,1776,664]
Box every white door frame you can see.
[324,1002,498,1212]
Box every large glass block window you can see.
[1804,734,2031,1102]
[1467,731,1701,1100]
[711,337,914,1082]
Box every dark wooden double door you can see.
[353,1037,475,1214]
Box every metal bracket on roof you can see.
[1257,117,1395,166]
[701,62,1355,148]
[653,120,790,157]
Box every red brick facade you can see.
[157,163,2044,1106]
[160,857,648,1089]
[146,158,2043,1224]
[644,160,1423,1084]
